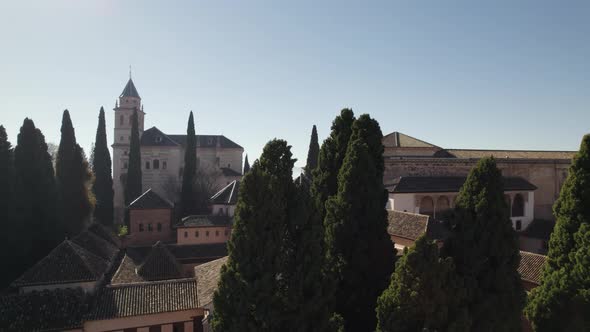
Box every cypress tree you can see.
[124,108,142,205]
[323,114,395,331]
[304,125,319,179]
[14,118,62,266]
[0,125,19,288]
[92,107,114,226]
[442,157,524,331]
[56,110,95,237]
[376,236,469,332]
[212,139,295,332]
[243,154,250,174]
[525,134,590,331]
[181,111,197,216]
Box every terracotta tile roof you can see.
[210,180,240,205]
[444,149,575,160]
[0,288,89,331]
[137,242,183,281]
[140,127,243,149]
[87,278,199,320]
[518,251,547,285]
[387,210,429,241]
[12,240,108,287]
[389,176,537,193]
[383,132,440,148]
[128,188,173,209]
[178,215,233,228]
[167,243,228,261]
[72,230,119,261]
[195,256,228,307]
[87,222,121,247]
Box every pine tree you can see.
[212,139,295,332]
[181,111,197,216]
[92,107,114,227]
[243,154,250,174]
[14,118,62,267]
[525,134,590,331]
[124,108,142,205]
[323,114,395,331]
[442,157,524,331]
[376,236,469,332]
[304,125,319,179]
[56,110,95,237]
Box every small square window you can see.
[216,230,219,237]
[195,231,199,237]
[145,161,150,169]
[139,223,144,232]
[157,223,162,232]
[206,231,210,237]
[184,231,188,238]
[148,224,153,232]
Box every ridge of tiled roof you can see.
[137,241,183,281]
[87,222,121,247]
[0,288,89,331]
[120,78,140,98]
[518,251,547,285]
[389,176,537,193]
[195,256,228,307]
[87,278,198,321]
[444,149,575,160]
[128,188,173,209]
[178,215,233,228]
[72,230,119,261]
[387,210,429,241]
[383,132,440,149]
[168,134,243,149]
[12,240,108,287]
[140,127,180,147]
[166,243,228,261]
[210,180,239,205]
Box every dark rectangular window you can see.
[157,223,162,232]
[139,223,144,232]
[153,159,160,169]
[206,231,210,237]
[184,231,188,238]
[162,161,167,169]
[195,231,199,237]
[145,161,150,169]
[148,224,153,232]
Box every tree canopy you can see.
[92,107,114,226]
[304,124,319,179]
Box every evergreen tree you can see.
[92,107,114,226]
[243,154,250,174]
[442,157,525,331]
[376,236,469,332]
[323,114,395,331]
[56,110,95,237]
[14,118,62,267]
[124,108,142,205]
[525,134,590,331]
[212,139,295,332]
[181,111,196,216]
[304,125,319,179]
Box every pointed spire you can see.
[120,77,140,98]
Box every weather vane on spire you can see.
[129,65,132,80]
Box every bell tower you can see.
[112,75,146,215]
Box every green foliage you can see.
[181,111,197,216]
[443,157,525,331]
[117,224,129,237]
[14,118,62,268]
[92,107,114,226]
[212,139,295,332]
[243,154,250,174]
[124,108,142,205]
[376,236,470,332]
[525,134,590,331]
[304,125,319,179]
[323,114,395,331]
[56,110,95,237]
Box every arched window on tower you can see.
[120,115,124,125]
[512,194,525,217]
[153,159,160,169]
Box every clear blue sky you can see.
[1,1,589,168]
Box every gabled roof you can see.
[195,256,228,307]
[128,188,173,209]
[137,241,183,281]
[87,222,121,247]
[87,278,198,321]
[518,251,547,285]
[210,180,239,205]
[0,288,89,331]
[383,132,440,148]
[389,176,537,193]
[178,215,233,228]
[140,127,180,147]
[387,210,429,241]
[120,78,140,98]
[72,230,119,261]
[140,127,243,149]
[12,240,108,287]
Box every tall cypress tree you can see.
[213,139,295,332]
[525,134,590,331]
[243,154,250,174]
[376,236,469,332]
[92,107,114,227]
[442,157,524,331]
[56,110,95,237]
[124,108,142,205]
[304,125,319,179]
[14,118,62,266]
[181,111,196,216]
[323,114,395,331]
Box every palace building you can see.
[112,77,244,220]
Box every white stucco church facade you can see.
[112,78,244,219]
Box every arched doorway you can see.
[420,196,434,218]
[512,194,524,217]
[436,196,450,218]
